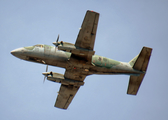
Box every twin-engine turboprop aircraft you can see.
[11,10,152,109]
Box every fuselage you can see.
[11,44,141,76]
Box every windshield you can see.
[34,44,44,48]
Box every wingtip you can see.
[54,105,67,110]
[143,46,153,51]
[87,10,99,14]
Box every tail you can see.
[127,47,152,95]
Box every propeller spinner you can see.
[43,65,48,83]
[42,65,53,83]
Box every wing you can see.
[70,10,99,62]
[75,10,99,50]
[64,69,87,81]
[54,10,99,109]
[55,84,80,109]
[54,70,87,109]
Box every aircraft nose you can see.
[11,48,25,56]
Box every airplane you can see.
[11,10,152,109]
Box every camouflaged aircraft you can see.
[11,10,152,109]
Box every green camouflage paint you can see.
[92,55,120,68]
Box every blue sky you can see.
[1,0,168,120]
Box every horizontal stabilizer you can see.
[127,74,145,95]
[127,47,152,95]
[132,47,152,71]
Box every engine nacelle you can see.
[53,41,76,49]
[45,72,84,86]
[53,41,95,55]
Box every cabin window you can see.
[103,58,107,62]
[98,57,102,61]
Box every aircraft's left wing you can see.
[71,10,99,62]
[54,70,86,109]
[75,10,99,50]
[57,10,99,62]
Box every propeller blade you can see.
[43,65,48,83]
[55,34,59,52]
[46,65,48,72]
[43,76,46,83]
[52,34,60,52]
[56,34,59,43]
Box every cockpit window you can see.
[34,44,44,48]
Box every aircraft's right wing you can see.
[54,70,87,109]
[54,84,80,109]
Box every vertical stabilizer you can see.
[129,55,138,67]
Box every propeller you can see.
[46,64,48,72]
[53,34,60,52]
[43,65,48,83]
[42,65,53,83]
[56,34,59,46]
[53,34,60,46]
